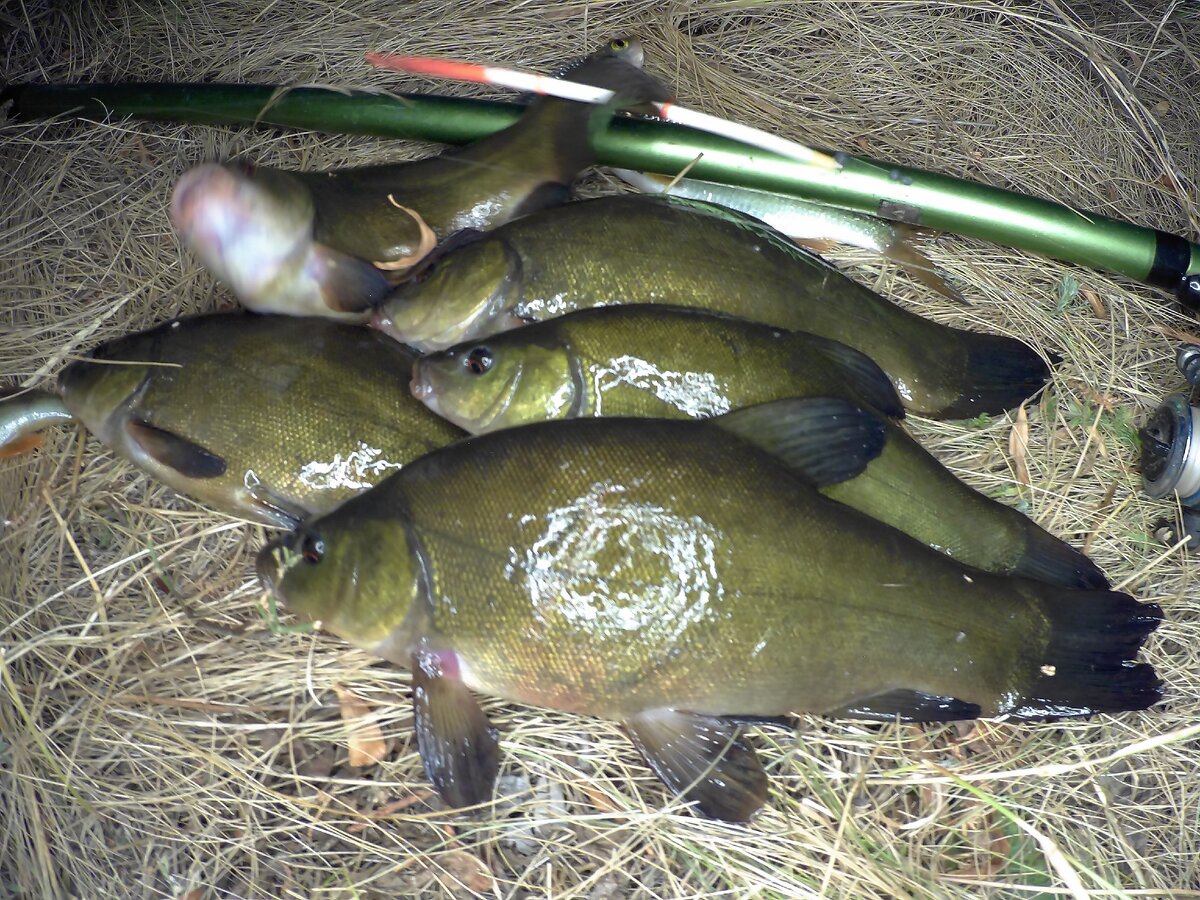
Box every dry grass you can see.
[2,1,1199,896]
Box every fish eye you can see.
[465,347,493,375]
[610,37,629,51]
[300,533,325,564]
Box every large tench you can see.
[171,39,669,318]
[411,305,1105,589]
[374,194,1053,417]
[257,400,1161,821]
[41,313,462,526]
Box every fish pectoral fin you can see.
[623,709,767,822]
[791,238,839,253]
[244,483,308,530]
[411,647,500,810]
[800,335,906,420]
[714,397,887,487]
[0,432,45,457]
[305,243,392,314]
[831,689,982,723]
[125,418,227,479]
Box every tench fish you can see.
[46,313,462,526]
[612,168,966,304]
[257,400,1161,821]
[374,194,1053,418]
[410,305,1105,589]
[172,38,670,319]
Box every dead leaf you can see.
[177,890,204,900]
[1153,99,1170,117]
[1008,405,1030,487]
[435,850,494,893]
[334,684,387,767]
[953,811,1012,878]
[579,782,619,813]
[1152,323,1200,345]
[1080,287,1106,319]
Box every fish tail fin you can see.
[934,332,1056,419]
[1009,590,1163,719]
[884,225,968,305]
[1010,525,1110,590]
[525,48,676,186]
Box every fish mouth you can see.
[171,164,236,242]
[408,359,437,406]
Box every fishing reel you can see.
[1140,343,1200,546]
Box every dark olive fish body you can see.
[413,305,1104,588]
[260,405,1160,819]
[172,41,669,317]
[58,314,461,526]
[302,48,665,263]
[377,194,1052,417]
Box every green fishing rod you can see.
[4,82,1200,309]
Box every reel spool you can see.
[1141,344,1200,545]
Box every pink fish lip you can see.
[171,164,229,227]
[170,164,246,254]
[409,361,433,402]
[368,306,392,335]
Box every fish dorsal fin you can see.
[624,709,767,822]
[794,334,905,420]
[412,647,500,809]
[714,397,886,487]
[125,418,227,479]
[832,689,982,723]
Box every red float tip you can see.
[365,53,490,85]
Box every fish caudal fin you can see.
[715,397,887,487]
[1011,526,1110,590]
[798,334,906,419]
[1009,590,1163,720]
[935,333,1056,419]
[884,226,969,305]
[624,709,767,822]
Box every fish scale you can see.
[261,405,1161,819]
[276,417,1050,718]
[57,314,461,525]
[377,193,1053,418]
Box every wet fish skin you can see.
[57,313,462,526]
[411,304,905,431]
[171,39,669,317]
[258,407,1160,819]
[375,194,1052,418]
[411,305,1104,588]
[0,391,74,457]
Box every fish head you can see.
[171,162,316,304]
[257,513,420,649]
[371,234,527,353]
[411,328,578,434]
[57,340,154,442]
[600,36,644,68]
